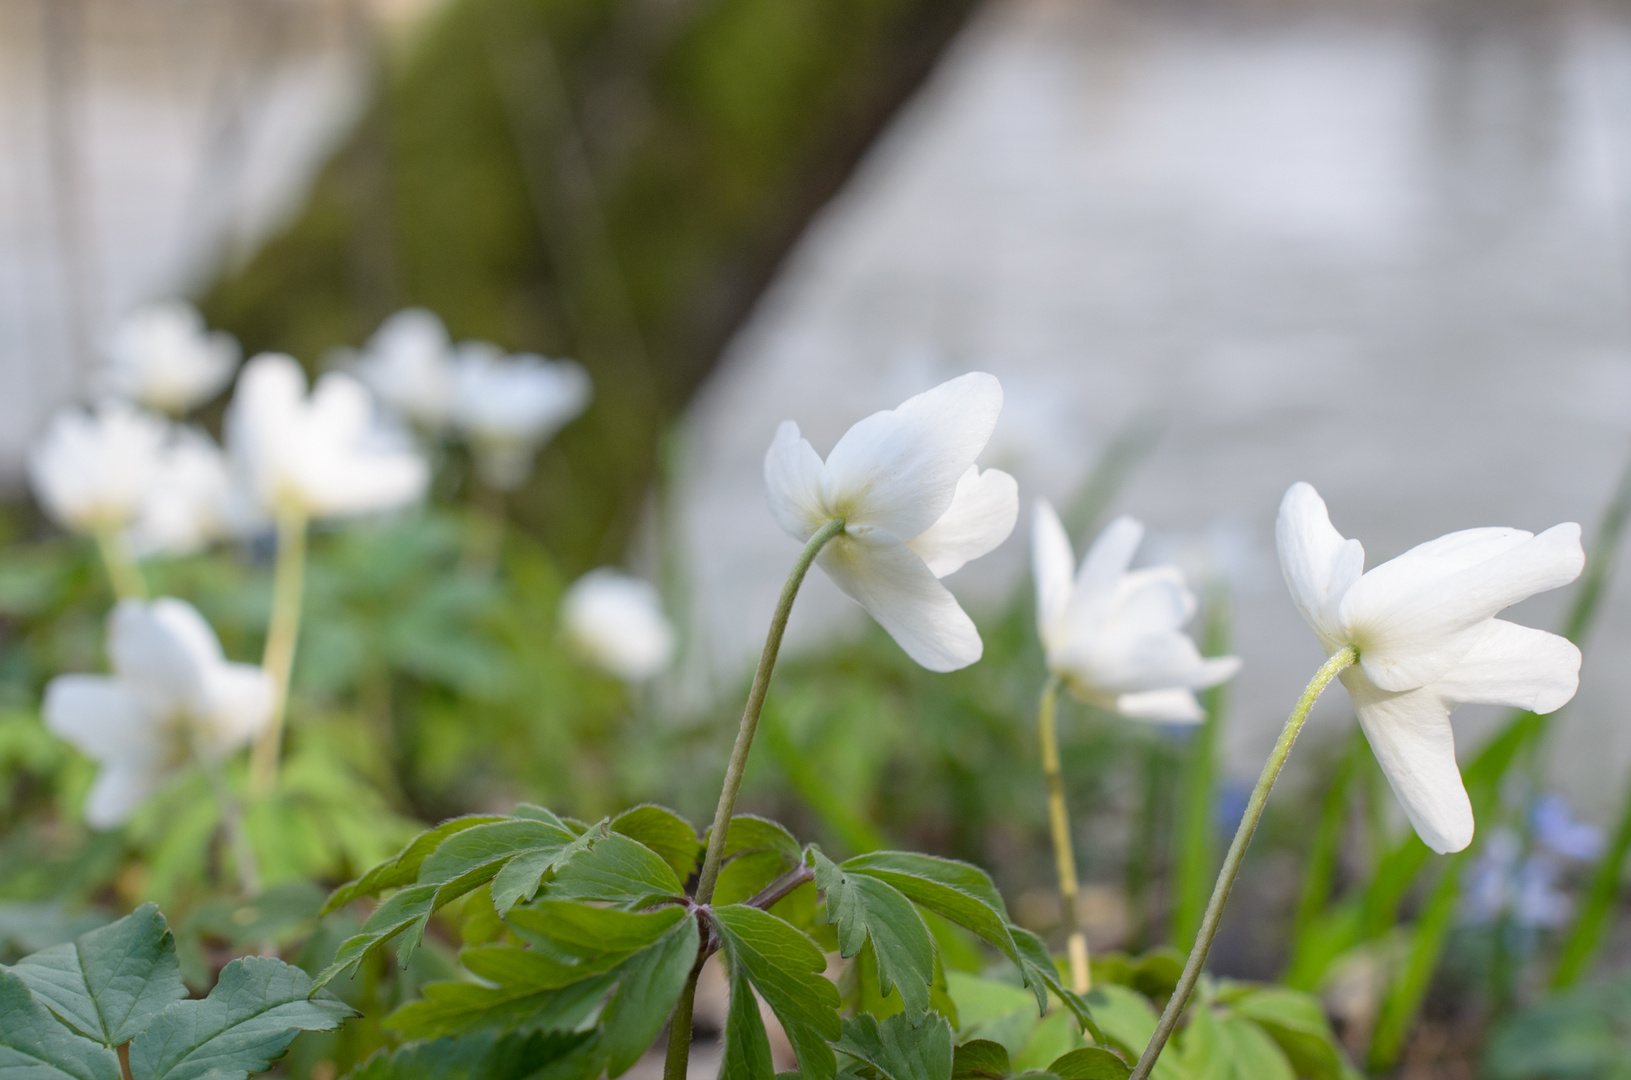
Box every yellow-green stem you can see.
[249,507,308,796]
[663,517,843,1080]
[193,736,261,897]
[93,528,146,601]
[1039,674,1090,994]
[1129,646,1357,1080]
[461,481,507,574]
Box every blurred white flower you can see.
[354,308,456,430]
[225,353,429,520]
[561,569,676,682]
[1032,500,1240,722]
[43,599,272,828]
[28,401,170,535]
[126,427,241,558]
[98,302,239,414]
[1277,482,1584,854]
[764,372,1018,672]
[451,343,591,490]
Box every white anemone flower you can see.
[126,427,242,558]
[225,353,430,520]
[1032,500,1240,721]
[28,401,170,535]
[1277,482,1584,854]
[99,302,239,414]
[560,569,677,682]
[354,308,456,430]
[764,372,1019,672]
[43,599,273,829]
[451,343,592,490]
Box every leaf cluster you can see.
[0,902,353,1080]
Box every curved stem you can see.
[1129,646,1357,1080]
[662,517,843,1080]
[249,507,308,796]
[693,516,844,905]
[1038,674,1090,994]
[93,528,146,601]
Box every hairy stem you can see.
[1129,646,1357,1080]
[250,507,308,795]
[93,528,146,601]
[662,517,843,1080]
[1038,674,1090,994]
[749,864,815,910]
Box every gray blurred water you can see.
[678,0,1631,813]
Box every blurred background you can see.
[6,0,1631,1075]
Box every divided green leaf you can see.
[834,1012,953,1080]
[713,817,804,905]
[324,815,505,914]
[721,963,777,1080]
[126,956,354,1080]
[9,903,186,1046]
[611,806,702,882]
[951,1040,1011,1080]
[342,1030,594,1080]
[540,832,687,906]
[712,903,842,1080]
[813,850,935,1020]
[0,967,120,1080]
[1046,1048,1131,1080]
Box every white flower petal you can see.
[764,421,830,541]
[1107,568,1197,637]
[1431,620,1581,714]
[1341,522,1584,691]
[905,466,1018,578]
[1031,499,1075,647]
[1276,482,1365,650]
[43,676,151,763]
[1345,673,1475,854]
[822,372,1002,541]
[109,599,219,716]
[1115,689,1206,723]
[561,569,676,682]
[198,662,275,755]
[83,764,167,830]
[818,535,982,672]
[1069,516,1145,620]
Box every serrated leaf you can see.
[384,971,614,1041]
[541,832,686,905]
[813,850,934,1021]
[1047,1048,1130,1080]
[316,883,438,988]
[490,829,597,915]
[127,956,354,1080]
[721,963,776,1080]
[600,916,700,1077]
[505,902,686,957]
[325,815,505,914]
[952,1040,1012,1080]
[342,1030,594,1080]
[9,903,186,1046]
[834,1012,953,1080]
[0,968,120,1080]
[611,806,701,883]
[1009,927,1099,1038]
[837,856,1019,971]
[712,904,840,1080]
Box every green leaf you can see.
[952,1040,1012,1080]
[1083,985,1184,1080]
[1010,927,1099,1037]
[834,1012,953,1080]
[324,815,505,914]
[127,956,354,1080]
[813,850,934,1021]
[1230,989,1346,1080]
[1047,1049,1130,1080]
[721,963,777,1080]
[542,832,686,905]
[505,901,685,957]
[599,916,700,1077]
[342,1031,594,1080]
[384,970,614,1041]
[316,883,438,988]
[0,968,120,1080]
[835,855,1019,971]
[612,806,701,883]
[723,817,803,863]
[9,903,186,1047]
[712,904,841,1080]
[713,817,804,906]
[490,829,597,915]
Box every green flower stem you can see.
[1129,646,1357,1080]
[250,507,309,796]
[1038,674,1091,994]
[93,527,146,601]
[192,735,261,898]
[662,516,843,1080]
